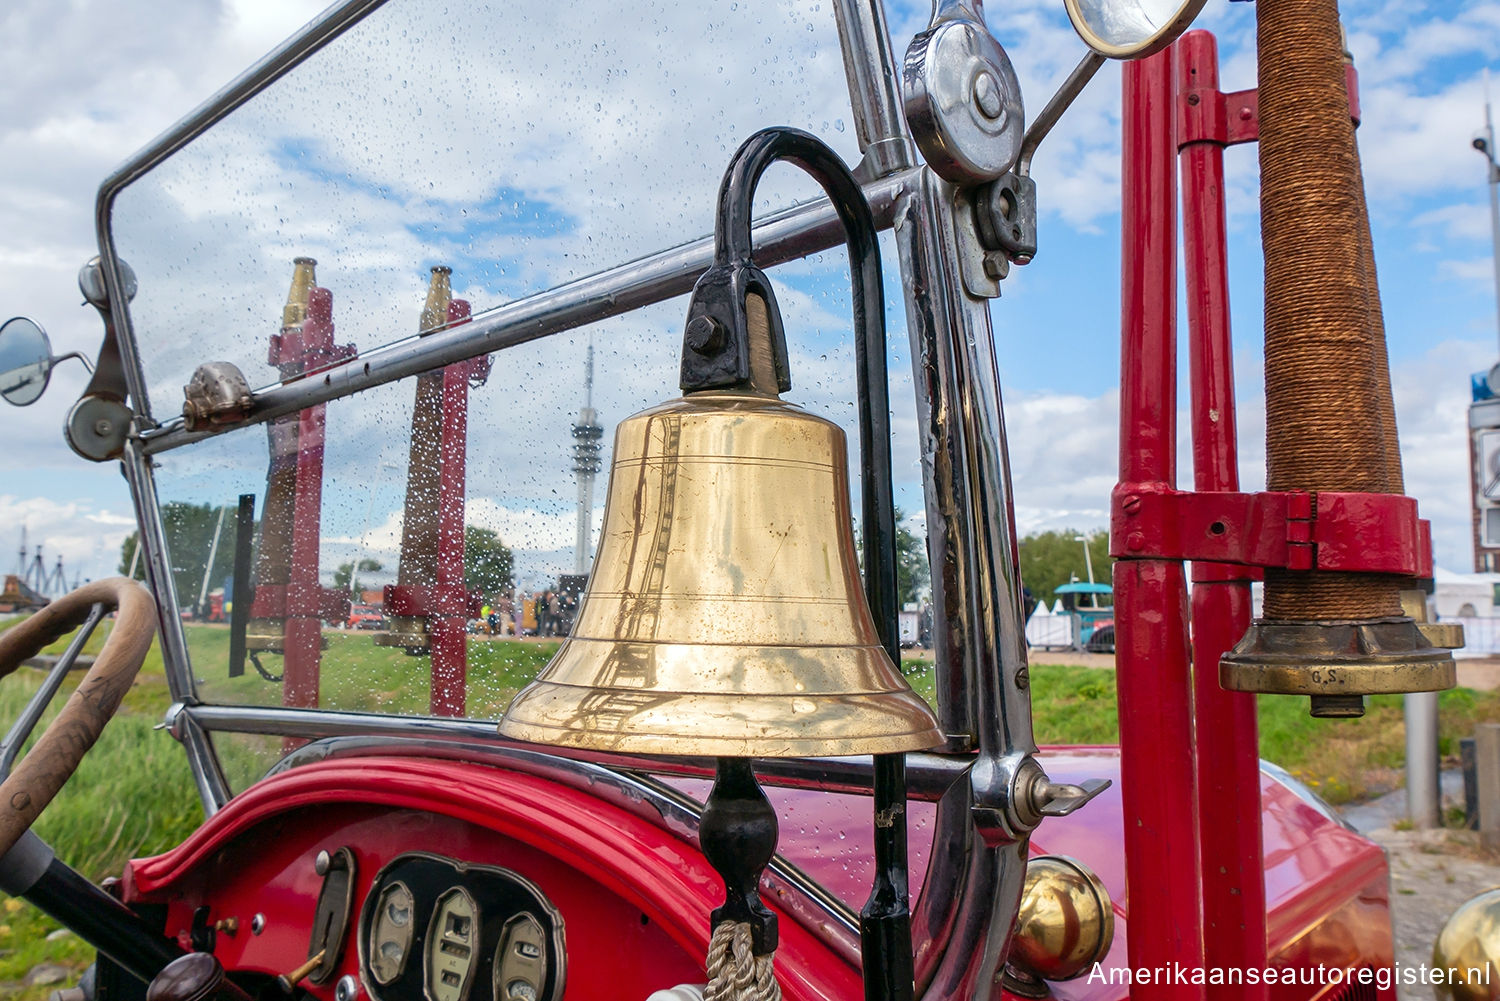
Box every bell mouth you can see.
[498,638,943,758]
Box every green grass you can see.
[904,660,1500,805]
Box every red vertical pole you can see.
[284,401,327,710]
[1178,31,1269,996]
[429,299,473,717]
[282,285,339,711]
[1114,48,1206,997]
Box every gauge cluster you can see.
[357,853,565,1001]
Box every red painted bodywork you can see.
[122,748,1391,1001]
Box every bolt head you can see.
[250,913,265,935]
[93,419,113,437]
[685,315,725,355]
[1127,532,1145,552]
[973,71,1005,120]
[335,975,359,1001]
[314,850,331,876]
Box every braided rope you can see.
[1258,0,1402,620]
[703,921,780,1001]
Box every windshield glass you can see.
[116,0,934,786]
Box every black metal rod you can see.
[227,493,255,678]
[715,127,911,1001]
[24,859,182,984]
[700,757,779,956]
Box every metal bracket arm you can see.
[382,584,480,619]
[248,583,351,623]
[1177,64,1359,149]
[1110,485,1432,577]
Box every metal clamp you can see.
[1110,485,1432,577]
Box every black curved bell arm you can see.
[677,126,899,668]
[678,127,914,1001]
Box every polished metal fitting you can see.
[1220,616,1456,718]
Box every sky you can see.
[1,0,1498,600]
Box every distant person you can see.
[548,591,562,636]
[536,591,551,638]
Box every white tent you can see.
[1431,567,1500,657]
[1025,599,1074,650]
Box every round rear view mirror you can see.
[1063,0,1209,59]
[0,317,54,407]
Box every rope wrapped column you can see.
[1220,0,1453,715]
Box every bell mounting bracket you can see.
[680,264,790,393]
[679,127,882,399]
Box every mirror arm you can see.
[1015,51,1105,177]
[51,351,95,376]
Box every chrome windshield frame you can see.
[91,0,1042,994]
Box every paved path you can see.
[1340,775,1499,999]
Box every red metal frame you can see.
[1117,31,1410,995]
[381,299,488,716]
[251,285,354,709]
[1115,49,1206,1001]
[1112,488,1431,577]
[1177,30,1268,998]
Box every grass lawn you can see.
[0,615,1495,995]
[902,661,1500,804]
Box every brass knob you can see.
[1005,856,1114,993]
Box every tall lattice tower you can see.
[571,341,604,575]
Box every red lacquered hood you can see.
[667,745,1388,1001]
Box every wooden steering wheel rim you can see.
[0,578,157,859]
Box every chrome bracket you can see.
[66,256,139,462]
[952,186,1006,299]
[901,0,1024,187]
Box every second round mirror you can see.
[0,317,53,407]
[1064,0,1209,59]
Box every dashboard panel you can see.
[121,755,865,1001]
[358,853,564,1001]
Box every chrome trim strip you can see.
[174,702,971,801]
[891,159,1036,998]
[136,171,915,455]
[832,0,917,178]
[121,439,232,813]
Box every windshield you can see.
[114,0,933,787]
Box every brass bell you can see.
[499,301,942,757]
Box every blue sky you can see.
[1,0,1497,596]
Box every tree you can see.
[895,513,929,607]
[334,558,384,594]
[464,526,513,598]
[118,502,246,611]
[854,508,930,608]
[1016,529,1113,611]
